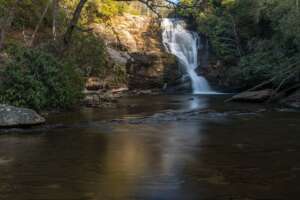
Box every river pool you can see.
[0,95,299,200]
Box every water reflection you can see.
[92,120,204,199]
[188,95,208,110]
[0,95,299,200]
[0,95,208,199]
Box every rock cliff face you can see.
[92,14,179,89]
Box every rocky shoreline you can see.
[0,105,45,128]
[227,88,300,109]
[1,83,299,130]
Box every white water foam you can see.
[161,18,218,95]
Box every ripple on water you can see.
[0,157,13,165]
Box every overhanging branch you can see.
[115,0,205,17]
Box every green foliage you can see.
[179,0,300,87]
[0,0,153,111]
[0,0,20,18]
[199,13,239,62]
[0,46,83,110]
[74,0,141,24]
[111,63,127,85]
[231,40,282,84]
[1,0,139,33]
[7,0,53,28]
[86,0,124,20]
[63,32,107,76]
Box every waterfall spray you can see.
[161,18,215,94]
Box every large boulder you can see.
[231,89,275,102]
[127,52,179,89]
[201,61,244,92]
[0,105,45,127]
[106,47,130,66]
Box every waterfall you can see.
[161,18,214,94]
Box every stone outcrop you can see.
[127,51,179,89]
[92,14,180,90]
[230,89,275,102]
[202,61,243,92]
[0,105,45,127]
[82,90,118,108]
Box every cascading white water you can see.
[161,18,214,94]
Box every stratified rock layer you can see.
[92,14,180,89]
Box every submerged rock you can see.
[231,89,274,102]
[82,89,121,108]
[85,77,104,91]
[108,108,262,125]
[0,105,45,127]
[109,109,220,124]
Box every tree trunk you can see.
[29,0,51,47]
[0,29,5,50]
[230,14,242,57]
[63,0,88,46]
[52,0,59,41]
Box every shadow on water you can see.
[0,94,300,199]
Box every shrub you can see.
[63,32,107,77]
[229,39,300,87]
[179,0,300,88]
[0,46,83,110]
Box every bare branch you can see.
[115,0,206,17]
[53,0,59,41]
[29,0,51,47]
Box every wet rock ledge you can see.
[0,105,45,127]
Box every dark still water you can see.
[0,95,300,200]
